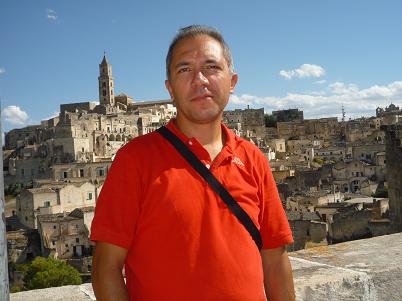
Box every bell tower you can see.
[98,53,115,106]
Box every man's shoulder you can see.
[227,132,268,170]
[117,130,163,157]
[231,133,263,156]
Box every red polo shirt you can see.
[91,120,293,301]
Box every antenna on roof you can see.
[342,105,346,123]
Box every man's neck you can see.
[175,117,225,161]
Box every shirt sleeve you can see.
[90,147,141,250]
[258,155,294,249]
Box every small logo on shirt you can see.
[232,156,245,167]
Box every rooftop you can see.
[10,233,402,301]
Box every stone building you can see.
[314,145,347,162]
[304,117,339,140]
[50,161,111,182]
[286,190,344,213]
[16,182,98,229]
[37,212,92,259]
[332,160,382,193]
[4,125,44,150]
[98,55,115,107]
[286,211,326,252]
[376,103,402,125]
[223,107,265,139]
[267,138,286,154]
[276,121,306,139]
[286,139,314,155]
[3,55,177,189]
[272,109,304,122]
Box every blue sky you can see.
[1,0,402,133]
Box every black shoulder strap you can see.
[157,126,262,250]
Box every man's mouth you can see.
[191,93,213,102]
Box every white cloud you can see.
[46,8,58,20]
[314,80,327,85]
[0,68,5,75]
[229,80,402,119]
[2,105,29,125]
[279,64,326,80]
[329,82,359,95]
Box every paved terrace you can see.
[11,232,402,301]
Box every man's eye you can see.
[178,67,191,73]
[206,65,220,70]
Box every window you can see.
[87,192,93,200]
[76,238,80,243]
[82,147,85,152]
[63,171,68,178]
[97,168,105,177]
[79,169,84,177]
[52,241,56,246]
[102,82,106,87]
[103,90,106,96]
[65,244,68,247]
[44,201,50,207]
[53,225,57,229]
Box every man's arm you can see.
[92,241,130,301]
[261,246,295,301]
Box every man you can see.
[91,25,295,301]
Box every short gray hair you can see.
[166,25,234,79]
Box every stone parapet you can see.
[11,233,402,301]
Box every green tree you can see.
[264,114,277,127]
[373,187,388,198]
[313,157,324,165]
[23,257,81,290]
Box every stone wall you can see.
[383,123,402,232]
[329,209,372,243]
[10,233,402,300]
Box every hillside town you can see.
[3,55,402,288]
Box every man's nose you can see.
[192,71,208,86]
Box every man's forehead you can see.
[171,35,223,61]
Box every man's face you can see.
[165,35,238,126]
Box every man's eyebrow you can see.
[205,59,220,64]
[173,62,190,69]
[173,59,222,70]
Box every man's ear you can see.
[230,73,238,93]
[165,80,174,99]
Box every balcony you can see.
[10,232,402,301]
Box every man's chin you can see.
[176,112,221,125]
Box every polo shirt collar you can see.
[165,119,236,153]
